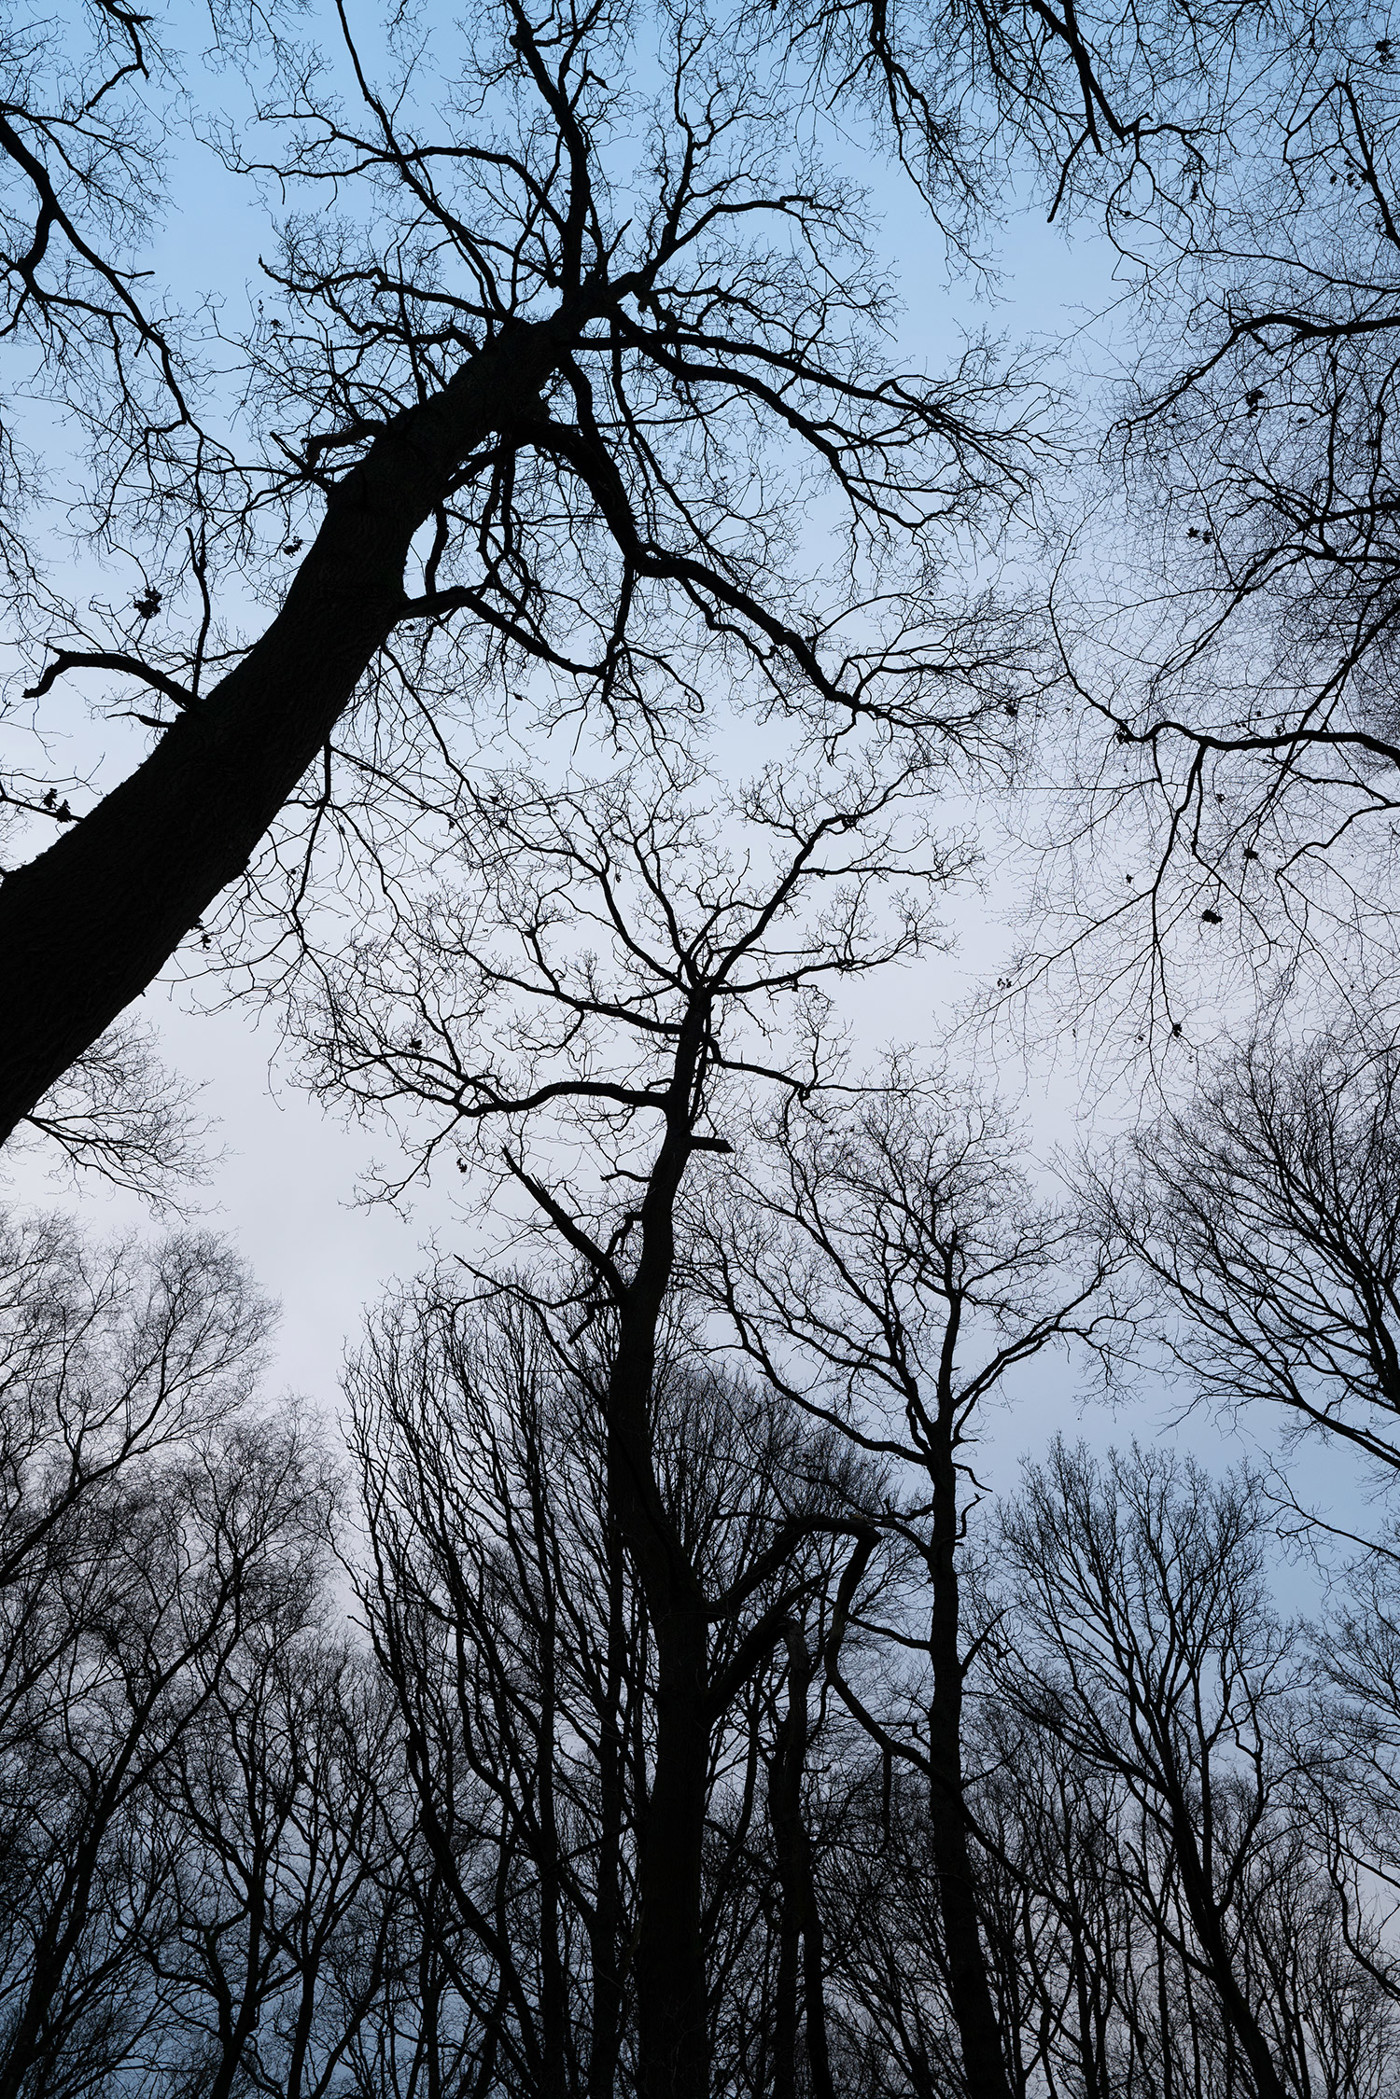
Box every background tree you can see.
[305,753,933,2099]
[992,1440,1342,2099]
[1097,1022,1400,1480]
[0,1217,338,2099]
[702,1078,1116,2098]
[348,1283,862,2099]
[1,1152,1399,2093]
[1014,5,1400,1035]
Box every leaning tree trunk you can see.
[0,317,572,1144]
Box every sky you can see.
[0,0,1346,1550]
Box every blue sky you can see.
[0,0,1346,1565]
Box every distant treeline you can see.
[3,1180,1397,2099]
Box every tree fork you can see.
[0,318,568,1144]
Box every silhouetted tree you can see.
[704,1079,1116,2097]
[992,1441,1380,2099]
[0,0,1056,1148]
[317,754,925,2099]
[0,1216,338,2099]
[1099,1024,1400,1478]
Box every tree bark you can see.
[634,1601,711,2099]
[587,1519,627,2099]
[925,1366,1013,2099]
[1166,1793,1290,2099]
[0,317,569,1144]
[768,1629,836,2099]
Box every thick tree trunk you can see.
[0,319,567,1144]
[634,1604,711,2099]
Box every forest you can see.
[2,0,1400,2090]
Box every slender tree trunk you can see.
[422,1972,443,2099]
[1155,1921,1175,2099]
[588,1520,627,2099]
[767,1630,835,2099]
[1168,1802,1290,2099]
[925,1377,1013,2099]
[0,1903,79,2098]
[599,1018,716,2099]
[604,1383,714,2099]
[0,318,570,1143]
[1069,1925,1112,2099]
[536,1553,568,2099]
[771,1881,799,2099]
[800,1876,836,2099]
[0,1761,150,2099]
[205,1868,271,2099]
[285,1966,317,2099]
[607,1283,709,2096]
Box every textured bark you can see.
[0,318,567,1144]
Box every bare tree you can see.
[309,753,941,2099]
[1017,10,1400,1035]
[348,1275,868,2099]
[1291,1548,1400,2079]
[347,1289,631,2099]
[9,1023,213,1205]
[962,1689,1400,2099]
[701,1078,1115,2098]
[0,1221,337,2099]
[761,1619,837,2099]
[0,1215,268,1621]
[1098,1023,1400,1480]
[765,0,1281,248]
[0,0,1054,1147]
[149,1629,402,2099]
[0,0,198,547]
[993,1440,1332,2099]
